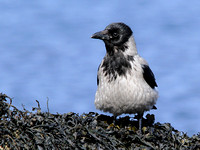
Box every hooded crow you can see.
[91,22,158,131]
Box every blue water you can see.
[0,1,200,136]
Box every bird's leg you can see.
[137,112,144,133]
[113,115,117,124]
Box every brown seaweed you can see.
[0,93,200,150]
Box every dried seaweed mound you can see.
[0,93,200,150]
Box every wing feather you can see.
[142,65,157,89]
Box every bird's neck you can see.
[105,36,138,57]
[125,36,138,56]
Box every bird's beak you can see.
[91,30,109,40]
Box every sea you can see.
[0,1,200,136]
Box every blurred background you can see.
[0,1,199,136]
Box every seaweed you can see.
[0,93,200,149]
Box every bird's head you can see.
[91,22,133,46]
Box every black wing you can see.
[97,65,100,86]
[97,74,99,86]
[142,65,157,89]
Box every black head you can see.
[91,22,133,46]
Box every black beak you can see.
[91,30,109,40]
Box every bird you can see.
[91,22,158,131]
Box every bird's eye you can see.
[113,32,118,37]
